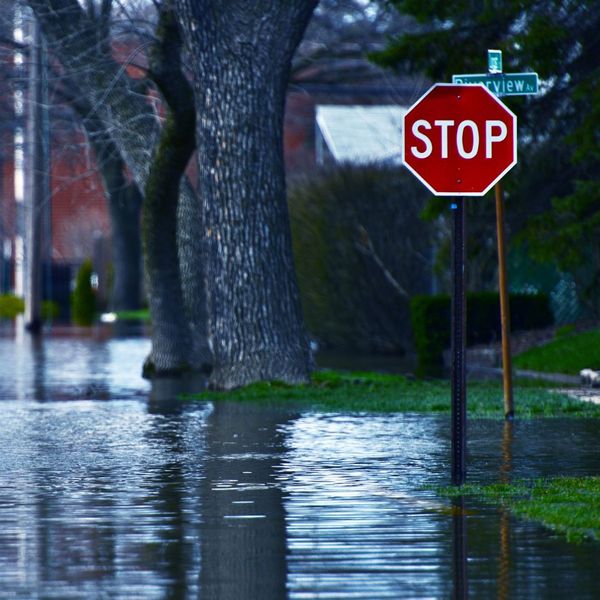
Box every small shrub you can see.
[71,259,96,326]
[555,323,576,339]
[42,300,60,321]
[0,294,25,319]
[0,296,61,322]
[410,295,450,371]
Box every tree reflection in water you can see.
[199,401,294,599]
[2,335,600,598]
[147,395,296,599]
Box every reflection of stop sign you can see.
[403,84,517,196]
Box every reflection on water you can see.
[280,414,450,599]
[452,498,468,600]
[1,333,600,598]
[198,401,292,599]
[2,329,151,401]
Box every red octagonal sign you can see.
[402,84,517,196]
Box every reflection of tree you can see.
[199,402,294,600]
[145,400,197,599]
[12,329,46,400]
[30,432,118,586]
[143,397,295,598]
[30,333,46,401]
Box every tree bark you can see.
[176,0,317,388]
[142,2,210,376]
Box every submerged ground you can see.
[1,329,599,599]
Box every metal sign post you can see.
[402,82,518,485]
[451,199,467,486]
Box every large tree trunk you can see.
[176,0,317,389]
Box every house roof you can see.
[316,104,407,165]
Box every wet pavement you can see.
[1,330,600,598]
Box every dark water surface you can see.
[1,332,600,599]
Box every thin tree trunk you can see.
[108,183,142,311]
[86,131,143,311]
[176,0,317,389]
[142,2,206,376]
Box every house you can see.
[0,31,425,319]
[314,104,406,166]
[284,73,427,174]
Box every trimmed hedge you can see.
[71,259,96,326]
[0,294,25,319]
[411,292,553,371]
[410,295,450,371]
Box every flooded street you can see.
[1,331,600,598]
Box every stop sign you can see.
[402,84,517,196]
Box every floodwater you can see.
[1,330,600,599]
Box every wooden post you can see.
[494,181,514,418]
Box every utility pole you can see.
[24,17,49,334]
[13,5,26,301]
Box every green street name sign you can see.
[451,72,539,96]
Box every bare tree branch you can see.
[355,224,410,299]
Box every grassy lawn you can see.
[514,328,600,375]
[114,309,151,322]
[441,477,600,542]
[187,369,600,418]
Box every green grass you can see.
[441,476,600,542]
[0,294,24,319]
[187,369,600,418]
[514,328,600,375]
[115,309,150,322]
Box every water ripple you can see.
[0,337,600,598]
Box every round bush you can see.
[288,164,432,353]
